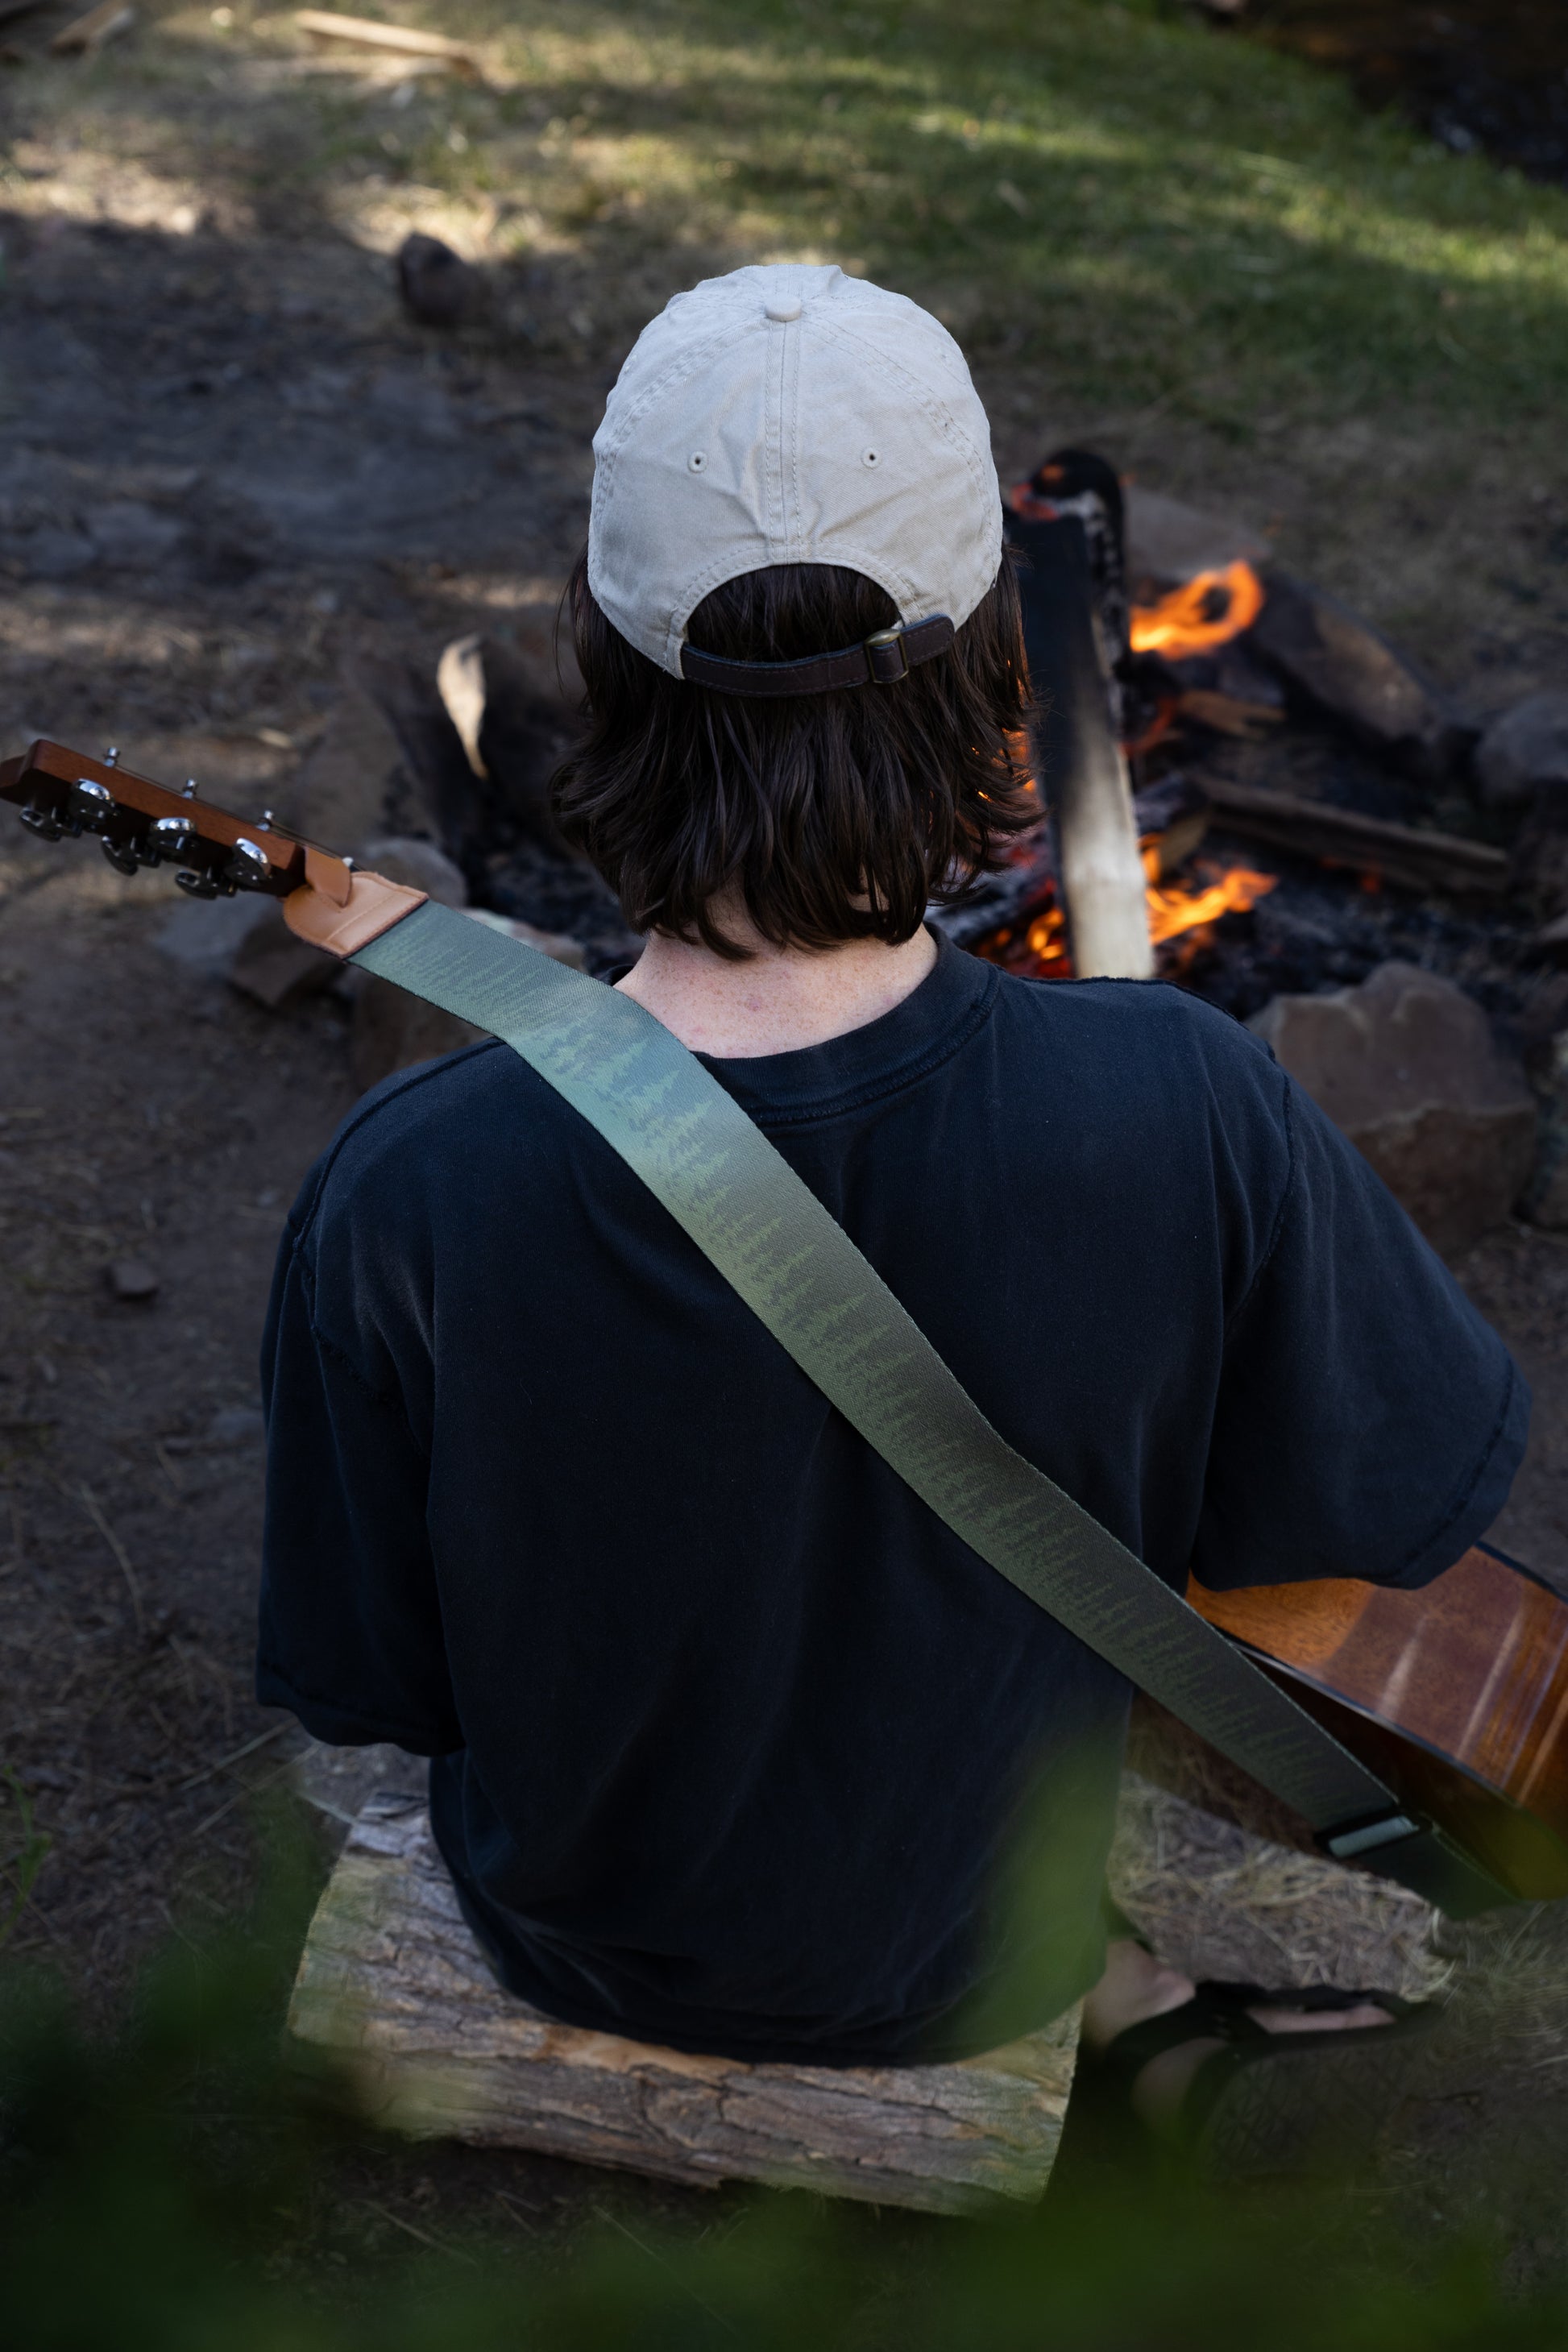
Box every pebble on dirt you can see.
[106,1257,160,1302]
[396,232,480,330]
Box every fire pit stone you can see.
[1250,961,1537,1257]
[1476,692,1568,811]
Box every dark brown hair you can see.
[550,553,1037,957]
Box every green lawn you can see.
[23,0,1567,425]
[7,0,1566,655]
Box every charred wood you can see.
[1193,774,1508,898]
[1247,575,1471,782]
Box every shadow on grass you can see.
[6,0,1566,437]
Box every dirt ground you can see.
[2,97,1568,2262]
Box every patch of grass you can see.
[3,2,1563,666]
[13,0,1567,435]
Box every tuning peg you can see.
[67,778,115,835]
[180,778,197,799]
[19,802,65,841]
[104,747,119,767]
[101,836,141,877]
[175,868,230,900]
[143,815,195,865]
[223,837,273,891]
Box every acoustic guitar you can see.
[6,734,1567,1908]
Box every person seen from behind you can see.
[258,264,1527,2168]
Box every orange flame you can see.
[1141,844,1276,942]
[1014,848,1276,974]
[1130,562,1265,660]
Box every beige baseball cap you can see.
[588,263,1002,683]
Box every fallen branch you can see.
[293,9,483,78]
[50,0,133,52]
[79,1482,144,1634]
[1195,775,1508,898]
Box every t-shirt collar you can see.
[696,928,998,1123]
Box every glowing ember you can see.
[1130,562,1265,660]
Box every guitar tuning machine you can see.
[65,778,116,837]
[224,837,274,890]
[104,747,119,767]
[101,836,141,877]
[19,802,65,842]
[175,868,230,901]
[145,815,196,865]
[180,778,197,799]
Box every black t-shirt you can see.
[257,936,1526,2064]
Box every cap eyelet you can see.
[688,451,707,474]
[861,446,881,469]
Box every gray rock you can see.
[351,908,587,1093]
[1475,692,1568,809]
[155,892,273,978]
[356,835,468,906]
[107,1257,159,1302]
[269,673,403,853]
[1521,1031,1568,1231]
[396,233,481,331]
[1250,961,1537,1255]
[228,906,341,1011]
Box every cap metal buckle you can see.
[864,625,909,682]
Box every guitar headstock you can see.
[0,740,353,905]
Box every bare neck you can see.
[615,906,938,1058]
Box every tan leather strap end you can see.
[283,870,428,958]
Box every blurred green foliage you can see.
[3,1813,1568,2352]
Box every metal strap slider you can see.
[1320,1808,1425,1862]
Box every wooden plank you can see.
[288,1793,1080,2215]
[1197,774,1509,898]
[293,10,482,77]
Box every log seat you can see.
[286,1790,1081,2216]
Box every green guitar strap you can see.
[355,902,1508,1917]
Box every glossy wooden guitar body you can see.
[1188,1545,1568,1901]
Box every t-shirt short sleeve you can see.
[1193,1068,1529,1595]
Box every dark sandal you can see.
[1075,1981,1434,2180]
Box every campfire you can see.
[357,446,1554,1078]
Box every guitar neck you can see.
[0,738,351,904]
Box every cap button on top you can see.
[765,297,802,322]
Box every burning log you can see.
[1193,775,1508,898]
[1246,574,1470,782]
[1006,508,1153,981]
[929,822,1057,952]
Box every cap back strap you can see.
[678,614,955,697]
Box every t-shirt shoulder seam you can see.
[288,1040,504,1247]
[291,1248,427,1435]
